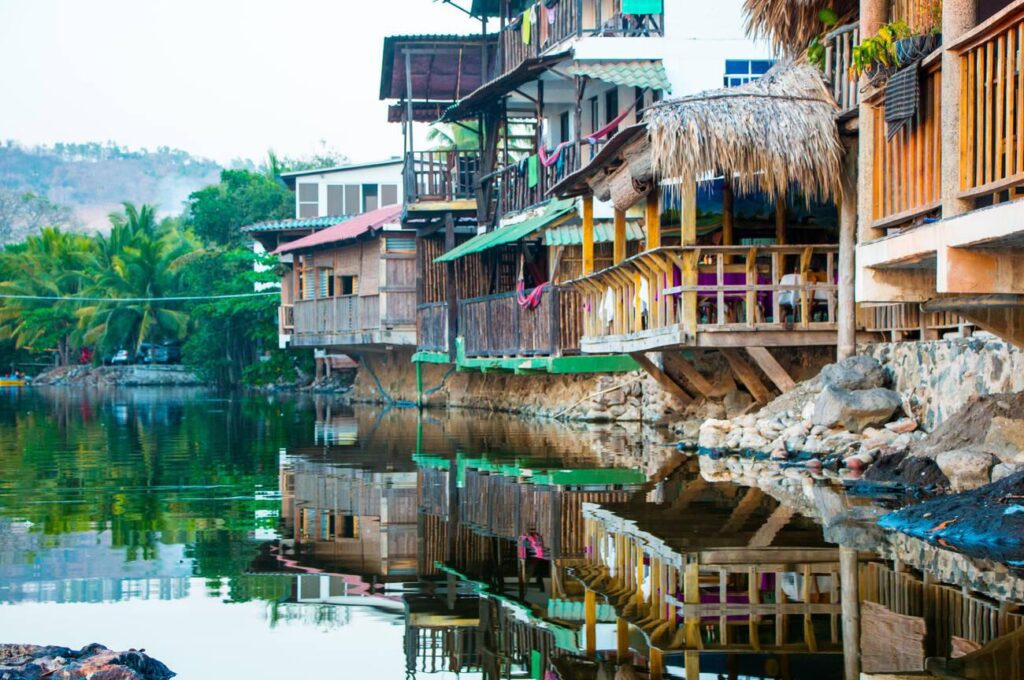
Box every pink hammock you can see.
[517,278,548,309]
[586,106,632,142]
[538,140,574,168]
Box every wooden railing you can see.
[406,150,481,204]
[572,245,840,341]
[493,143,579,216]
[292,295,380,338]
[497,0,663,77]
[279,304,294,334]
[823,22,860,114]
[417,302,448,353]
[458,286,577,358]
[872,63,942,226]
[957,3,1024,202]
[864,302,973,340]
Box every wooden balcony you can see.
[871,62,942,228]
[405,150,481,205]
[459,286,582,358]
[497,0,664,78]
[572,244,841,353]
[292,294,415,348]
[823,22,860,115]
[493,143,579,216]
[956,2,1024,203]
[416,302,449,353]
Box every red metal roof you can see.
[273,204,403,254]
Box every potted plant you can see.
[850,21,911,80]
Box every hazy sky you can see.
[0,0,480,165]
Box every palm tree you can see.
[77,203,197,355]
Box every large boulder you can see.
[819,355,888,391]
[936,448,996,492]
[812,386,903,433]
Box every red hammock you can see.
[586,106,632,142]
[517,278,548,309]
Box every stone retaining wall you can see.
[864,335,1024,431]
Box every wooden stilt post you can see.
[840,546,861,680]
[775,198,786,245]
[650,648,664,680]
[722,174,734,264]
[444,212,458,363]
[415,361,423,407]
[585,589,597,656]
[838,139,858,360]
[617,617,630,662]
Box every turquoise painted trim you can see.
[411,350,451,365]
[453,337,637,375]
[412,453,646,488]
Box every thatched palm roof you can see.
[743,0,858,55]
[644,61,842,203]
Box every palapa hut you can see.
[742,0,859,55]
[553,61,862,406]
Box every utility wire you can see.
[0,292,279,303]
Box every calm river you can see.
[0,388,1018,679]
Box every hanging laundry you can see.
[527,154,539,188]
[521,7,532,44]
[545,3,556,24]
[538,140,573,168]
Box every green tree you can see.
[0,227,94,364]
[184,169,293,246]
[76,202,197,355]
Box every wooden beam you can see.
[613,208,627,264]
[444,212,458,362]
[585,589,597,656]
[840,546,861,680]
[681,182,697,246]
[662,352,715,398]
[630,352,693,404]
[720,348,773,404]
[745,347,797,393]
[775,199,786,244]
[582,194,595,275]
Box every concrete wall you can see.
[864,335,1024,431]
[291,162,404,218]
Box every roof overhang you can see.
[548,124,646,198]
[440,51,570,122]
[274,205,404,255]
[379,34,496,102]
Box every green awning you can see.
[568,59,671,92]
[543,220,645,246]
[435,198,576,263]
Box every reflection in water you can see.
[0,389,1023,678]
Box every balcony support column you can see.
[445,212,458,363]
[646,186,661,249]
[941,0,979,218]
[857,0,887,244]
[614,208,627,264]
[583,194,595,274]
[838,138,858,360]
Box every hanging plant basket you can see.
[895,33,942,66]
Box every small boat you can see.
[0,376,26,387]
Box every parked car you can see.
[147,342,182,365]
[109,349,131,365]
[137,342,157,364]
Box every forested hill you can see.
[0,141,223,238]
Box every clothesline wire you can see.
[0,292,279,303]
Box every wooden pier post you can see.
[585,589,597,656]
[838,138,858,360]
[583,194,595,275]
[840,546,861,680]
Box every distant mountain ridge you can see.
[0,140,225,234]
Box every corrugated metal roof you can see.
[274,205,404,254]
[543,221,645,246]
[568,60,671,92]
[242,215,350,233]
[435,198,576,263]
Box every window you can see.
[317,268,334,298]
[559,110,571,143]
[723,59,775,87]
[338,515,358,539]
[340,275,358,296]
[381,184,399,206]
[362,184,379,212]
[326,185,345,215]
[344,185,360,215]
[385,236,415,252]
[605,88,619,135]
[298,183,319,218]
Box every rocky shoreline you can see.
[0,643,174,679]
[32,365,205,388]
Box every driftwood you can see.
[609,164,649,212]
